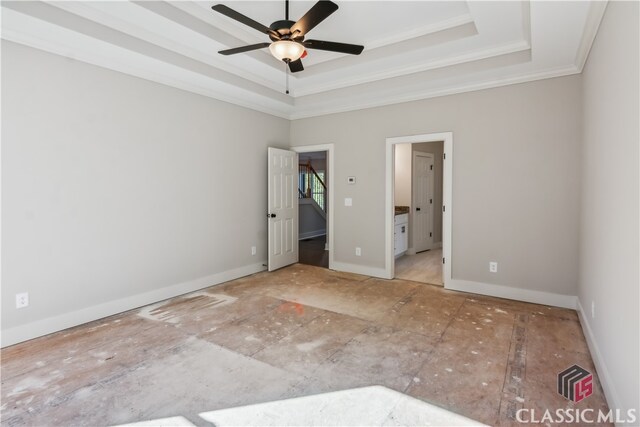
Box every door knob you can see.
[416,207,421,211]
[267,213,276,218]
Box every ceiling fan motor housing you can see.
[269,20,302,41]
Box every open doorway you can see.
[297,150,328,268]
[393,141,445,285]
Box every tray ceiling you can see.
[1,1,607,119]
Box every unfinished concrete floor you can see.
[1,264,609,426]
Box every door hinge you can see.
[430,165,433,170]
[443,153,446,160]
[442,257,445,264]
[429,198,432,204]
[443,205,446,212]
[430,232,432,237]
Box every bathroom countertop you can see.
[394,206,410,215]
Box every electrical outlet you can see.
[16,293,29,309]
[591,301,595,319]
[344,198,353,207]
[355,247,362,256]
[489,262,498,273]
[251,246,257,256]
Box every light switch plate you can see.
[345,198,353,206]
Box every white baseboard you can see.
[576,299,619,413]
[299,230,326,240]
[447,279,577,309]
[0,262,267,348]
[331,262,388,279]
[406,244,440,254]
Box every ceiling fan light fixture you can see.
[269,40,305,62]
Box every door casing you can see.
[385,132,453,285]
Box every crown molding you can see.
[1,2,597,122]
[1,7,293,119]
[289,65,580,120]
[36,1,286,92]
[293,39,531,97]
[574,0,608,72]
[1,12,581,122]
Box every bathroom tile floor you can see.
[395,248,443,285]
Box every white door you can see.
[413,152,434,253]
[268,147,298,271]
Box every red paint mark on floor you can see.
[279,302,305,316]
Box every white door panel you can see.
[268,147,298,271]
[413,152,434,253]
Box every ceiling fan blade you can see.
[288,59,304,73]
[290,1,338,37]
[212,5,280,39]
[219,43,271,55]
[304,40,364,55]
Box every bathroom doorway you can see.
[393,141,445,285]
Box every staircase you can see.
[298,161,327,240]
[298,161,327,212]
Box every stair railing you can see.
[298,161,327,212]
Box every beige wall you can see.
[299,200,326,239]
[393,144,412,207]
[579,1,639,415]
[291,75,582,296]
[1,41,290,345]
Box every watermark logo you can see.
[558,364,593,402]
[515,364,636,423]
[516,408,637,424]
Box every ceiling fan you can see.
[211,0,364,73]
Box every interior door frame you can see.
[412,151,435,253]
[385,132,452,287]
[290,143,335,271]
